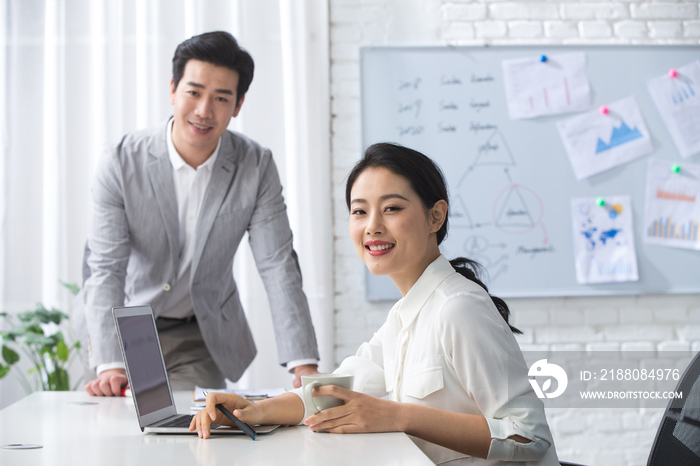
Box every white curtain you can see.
[0,0,332,407]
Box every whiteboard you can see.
[360,45,700,300]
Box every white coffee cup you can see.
[301,374,354,414]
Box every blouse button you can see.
[162,283,171,292]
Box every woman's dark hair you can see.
[172,31,254,106]
[346,142,521,334]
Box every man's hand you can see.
[292,364,320,388]
[85,368,129,396]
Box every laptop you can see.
[112,305,281,434]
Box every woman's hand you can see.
[189,392,262,439]
[303,385,402,433]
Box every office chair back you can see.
[647,351,700,465]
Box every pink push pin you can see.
[669,69,678,78]
[599,105,609,115]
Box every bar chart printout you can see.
[502,52,591,120]
[648,217,698,240]
[644,159,700,250]
[647,60,700,158]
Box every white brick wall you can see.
[560,3,630,21]
[329,1,700,465]
[630,3,699,21]
[686,20,700,37]
[442,3,487,21]
[579,20,613,38]
[544,20,578,39]
[648,20,683,38]
[508,20,544,38]
[614,20,649,39]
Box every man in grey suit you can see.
[76,31,320,396]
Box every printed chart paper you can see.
[571,196,639,284]
[502,52,591,120]
[556,96,653,180]
[648,60,700,159]
[644,159,700,250]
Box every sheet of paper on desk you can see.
[193,386,286,402]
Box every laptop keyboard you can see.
[160,415,194,428]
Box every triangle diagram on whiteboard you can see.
[457,130,516,189]
[495,186,535,228]
[472,129,516,167]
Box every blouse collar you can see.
[395,255,455,329]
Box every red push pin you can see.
[669,68,678,78]
[599,105,609,115]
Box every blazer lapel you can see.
[147,124,181,274]
[191,133,238,276]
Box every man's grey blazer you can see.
[74,120,319,381]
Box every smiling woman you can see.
[345,143,520,335]
[190,143,559,466]
[347,164,441,295]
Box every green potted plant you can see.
[0,282,83,392]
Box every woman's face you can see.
[349,167,446,292]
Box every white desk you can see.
[0,391,433,465]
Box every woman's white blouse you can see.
[295,255,559,465]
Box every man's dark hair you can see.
[172,31,254,106]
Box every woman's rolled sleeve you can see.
[485,417,551,461]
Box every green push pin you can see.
[671,164,681,174]
[595,197,606,207]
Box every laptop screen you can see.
[116,314,172,416]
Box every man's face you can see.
[169,59,244,160]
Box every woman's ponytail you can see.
[449,257,521,335]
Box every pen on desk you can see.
[202,391,257,440]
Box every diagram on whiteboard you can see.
[556,96,653,180]
[643,159,700,250]
[461,234,509,283]
[595,121,644,153]
[493,174,546,238]
[501,52,592,120]
[571,196,639,284]
[455,130,548,239]
[668,78,695,105]
[456,129,515,189]
[647,60,700,158]
[447,128,551,287]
